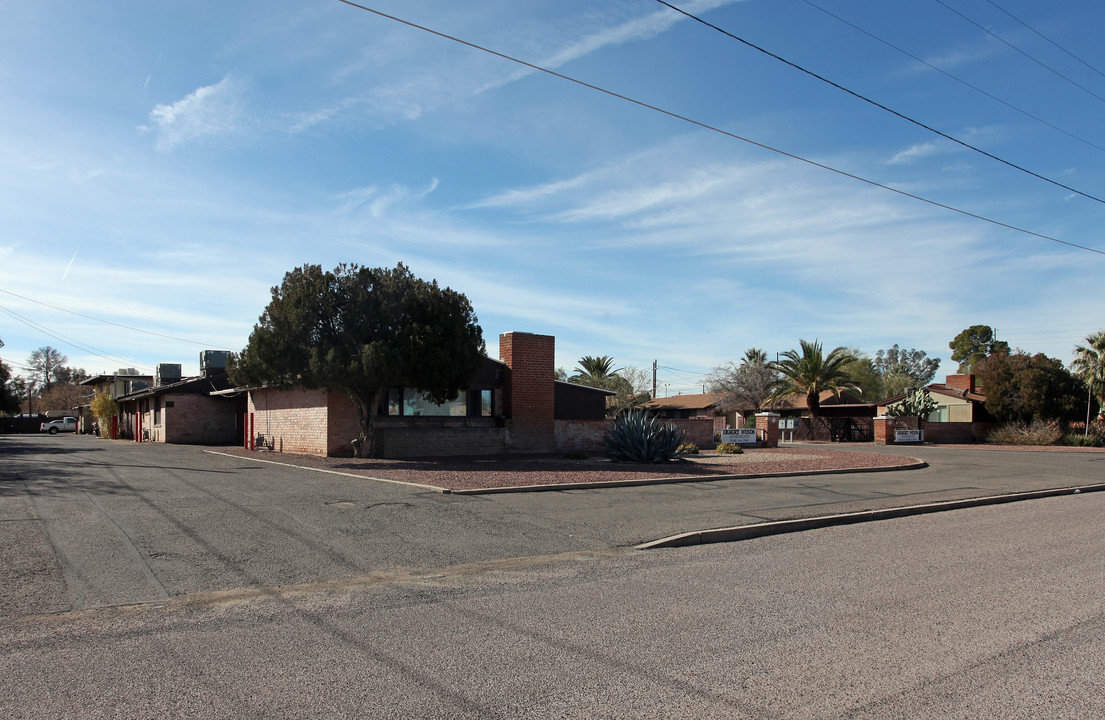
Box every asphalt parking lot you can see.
[2,433,1103,616]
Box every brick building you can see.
[242,331,612,458]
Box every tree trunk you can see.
[351,387,387,458]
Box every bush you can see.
[605,410,687,463]
[1061,433,1104,448]
[715,442,744,455]
[677,441,699,455]
[987,420,1063,446]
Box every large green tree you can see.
[769,340,858,417]
[949,325,1009,373]
[873,344,940,398]
[230,263,485,457]
[975,350,1085,422]
[1071,330,1105,425]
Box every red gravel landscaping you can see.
[213,446,922,492]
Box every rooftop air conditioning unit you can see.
[155,363,183,386]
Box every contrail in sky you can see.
[62,244,81,280]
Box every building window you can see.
[385,388,468,417]
[479,389,492,417]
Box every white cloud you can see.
[148,76,244,150]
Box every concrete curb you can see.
[636,482,1105,549]
[449,458,927,495]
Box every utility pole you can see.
[652,360,657,400]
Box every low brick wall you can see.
[555,419,610,450]
[375,419,506,458]
[249,387,331,456]
[921,421,994,444]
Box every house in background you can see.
[640,392,734,428]
[878,374,993,423]
[77,369,153,434]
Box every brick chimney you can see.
[945,374,975,394]
[499,332,556,452]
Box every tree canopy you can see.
[975,350,1085,423]
[769,340,858,417]
[230,263,485,457]
[566,355,649,415]
[1072,330,1105,423]
[26,346,68,391]
[949,325,1009,373]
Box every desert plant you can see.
[605,410,687,463]
[677,441,699,455]
[987,420,1063,446]
[715,442,744,455]
[1062,433,1104,447]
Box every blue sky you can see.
[2,0,1102,395]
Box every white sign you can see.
[721,428,758,444]
[895,429,924,443]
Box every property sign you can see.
[895,429,924,443]
[721,428,758,444]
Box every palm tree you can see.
[769,339,858,417]
[574,355,618,379]
[1072,330,1105,431]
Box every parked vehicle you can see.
[40,417,77,434]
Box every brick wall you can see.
[555,419,611,450]
[921,421,993,443]
[164,394,237,444]
[326,392,363,457]
[248,387,331,456]
[376,419,507,457]
[500,331,556,452]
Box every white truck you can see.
[40,417,77,434]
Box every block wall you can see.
[555,419,611,450]
[500,331,556,452]
[248,387,331,456]
[165,394,237,444]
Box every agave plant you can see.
[605,410,687,463]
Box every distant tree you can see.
[37,383,89,414]
[554,367,568,382]
[230,263,485,457]
[0,338,21,414]
[1071,330,1105,425]
[55,366,89,385]
[566,355,650,415]
[841,351,883,400]
[708,347,777,414]
[607,366,652,416]
[769,340,858,417]
[975,351,1084,422]
[27,346,67,391]
[949,325,1009,373]
[872,344,940,399]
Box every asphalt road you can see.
[3,457,1104,717]
[1,434,1103,617]
[3,434,1105,717]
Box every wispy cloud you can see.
[146,76,244,150]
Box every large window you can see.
[384,388,493,417]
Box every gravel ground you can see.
[213,446,920,492]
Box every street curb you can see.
[202,450,449,493]
[636,482,1105,549]
[448,459,927,495]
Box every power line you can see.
[799,0,1105,155]
[655,0,1105,205]
[0,304,156,372]
[983,0,1105,81]
[932,0,1105,105]
[0,287,231,349]
[335,1,1105,257]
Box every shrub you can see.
[987,420,1063,446]
[605,410,687,463]
[715,442,744,455]
[1062,433,1104,448]
[677,441,699,455]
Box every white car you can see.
[40,417,77,434]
